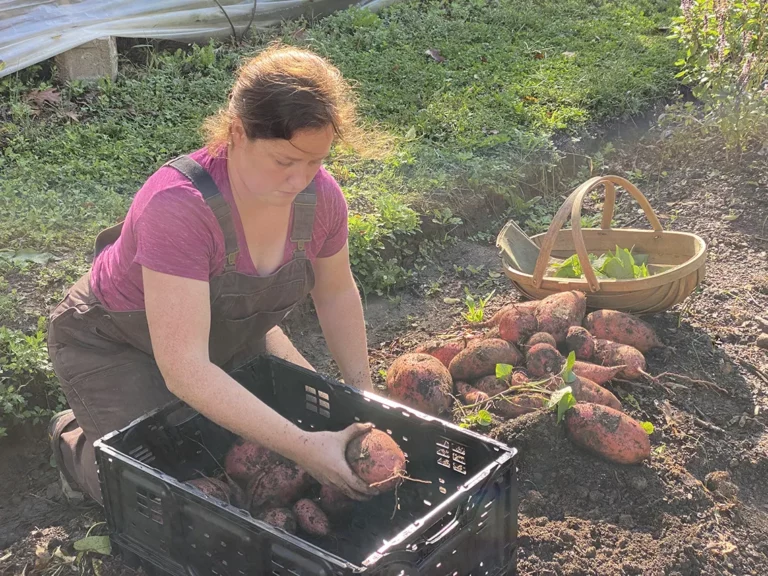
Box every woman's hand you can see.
[296,422,379,501]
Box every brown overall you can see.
[47,156,317,504]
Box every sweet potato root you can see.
[187,477,231,503]
[293,499,331,537]
[511,370,531,386]
[584,310,664,353]
[346,429,406,492]
[319,484,354,517]
[258,507,297,534]
[415,339,467,368]
[565,326,595,361]
[569,376,622,411]
[572,361,624,385]
[526,343,564,379]
[246,458,313,512]
[473,374,509,396]
[593,339,646,379]
[498,307,538,344]
[479,301,540,328]
[564,403,651,465]
[534,291,587,343]
[490,393,544,419]
[224,438,272,483]
[449,339,523,381]
[456,380,490,405]
[386,353,453,415]
[526,332,557,348]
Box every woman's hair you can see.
[204,43,368,153]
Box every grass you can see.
[0,0,681,433]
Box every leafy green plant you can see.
[553,246,650,279]
[0,318,64,438]
[462,287,496,323]
[670,0,768,151]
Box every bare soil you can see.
[2,121,767,576]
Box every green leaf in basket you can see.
[73,536,111,556]
[553,254,582,278]
[633,253,649,266]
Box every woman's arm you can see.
[143,266,375,499]
[310,243,374,392]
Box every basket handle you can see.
[532,175,663,292]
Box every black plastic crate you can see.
[94,355,519,576]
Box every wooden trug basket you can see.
[497,175,707,315]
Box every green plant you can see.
[0,318,64,438]
[553,246,650,279]
[670,0,768,151]
[462,287,496,323]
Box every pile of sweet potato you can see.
[386,291,663,466]
[184,428,406,536]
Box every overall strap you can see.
[166,156,239,272]
[290,180,317,259]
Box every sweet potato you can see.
[187,477,231,503]
[584,310,664,353]
[498,307,538,344]
[593,339,646,379]
[449,339,523,381]
[258,507,297,534]
[526,343,564,379]
[479,301,540,328]
[346,429,406,492]
[490,393,544,419]
[534,291,587,343]
[569,376,622,411]
[386,353,453,415]
[564,403,651,465]
[246,458,313,512]
[293,499,331,537]
[511,370,531,386]
[565,326,595,360]
[319,484,354,517]
[483,326,501,340]
[224,438,273,483]
[415,339,467,368]
[456,380,490,405]
[572,361,624,385]
[526,332,557,348]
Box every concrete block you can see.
[56,37,117,83]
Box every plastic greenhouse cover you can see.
[0,0,397,78]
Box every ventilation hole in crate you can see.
[481,511,489,519]
[439,477,445,484]
[479,562,484,567]
[452,550,457,555]
[237,551,244,557]
[239,571,246,575]
[310,424,315,429]
[484,500,495,509]
[319,408,330,418]
[191,544,197,549]
[306,393,318,405]
[436,439,467,475]
[128,445,155,465]
[220,541,226,548]
[436,563,442,569]
[402,436,408,442]
[206,552,212,558]
[305,385,317,396]
[423,500,432,507]
[354,416,360,422]
[306,403,318,414]
[401,411,410,418]
[403,452,409,459]
[204,533,210,539]
[222,560,228,567]
[439,487,447,494]
[319,399,330,410]
[136,488,163,525]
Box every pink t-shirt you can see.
[91,147,349,312]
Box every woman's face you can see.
[228,119,334,208]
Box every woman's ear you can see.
[230,117,247,147]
